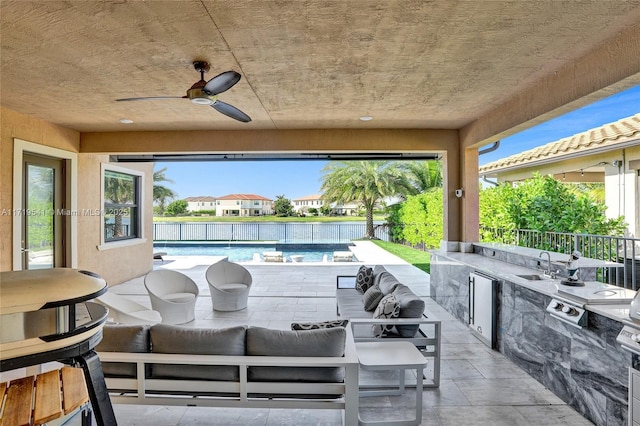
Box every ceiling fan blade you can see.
[203,71,241,95]
[116,96,186,102]
[211,100,252,123]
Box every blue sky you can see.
[160,85,639,200]
[162,160,328,201]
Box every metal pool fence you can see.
[153,221,390,244]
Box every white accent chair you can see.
[205,260,252,311]
[96,291,162,325]
[144,270,199,324]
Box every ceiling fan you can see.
[116,61,251,123]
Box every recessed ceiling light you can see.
[359,115,373,121]
[119,118,134,124]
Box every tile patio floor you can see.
[105,241,592,425]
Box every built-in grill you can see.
[617,290,640,356]
[0,268,116,426]
[548,281,636,329]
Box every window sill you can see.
[97,238,147,251]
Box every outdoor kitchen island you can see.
[430,242,635,426]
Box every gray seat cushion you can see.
[96,324,150,378]
[246,326,346,383]
[372,265,389,287]
[216,282,249,291]
[377,271,402,295]
[163,292,196,303]
[336,288,372,318]
[150,324,247,381]
[392,284,426,337]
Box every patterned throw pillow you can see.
[291,319,349,331]
[372,294,400,338]
[363,285,384,311]
[355,266,374,293]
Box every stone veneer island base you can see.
[430,243,632,426]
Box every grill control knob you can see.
[551,301,563,310]
[562,306,577,316]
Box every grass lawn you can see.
[372,240,431,274]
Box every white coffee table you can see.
[356,340,427,426]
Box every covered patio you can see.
[105,241,589,425]
[2,3,639,425]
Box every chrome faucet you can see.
[538,251,555,278]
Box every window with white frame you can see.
[102,165,142,243]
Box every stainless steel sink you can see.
[516,274,544,281]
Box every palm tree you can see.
[321,161,416,239]
[104,171,134,238]
[153,167,177,214]
[404,160,443,192]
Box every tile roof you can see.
[293,194,322,201]
[479,113,640,174]
[216,193,272,201]
[183,196,216,202]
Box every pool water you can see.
[153,243,354,262]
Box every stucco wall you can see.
[1,107,153,285]
[627,145,640,238]
[604,145,640,239]
[0,107,80,271]
[77,154,153,285]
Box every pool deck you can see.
[106,241,590,425]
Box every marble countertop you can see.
[432,249,632,323]
[474,242,624,268]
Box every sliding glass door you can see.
[22,154,65,269]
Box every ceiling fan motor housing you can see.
[188,88,217,105]
[187,79,217,105]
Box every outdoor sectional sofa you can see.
[96,323,359,424]
[335,265,441,387]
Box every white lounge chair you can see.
[153,252,167,262]
[96,291,162,325]
[333,251,354,262]
[144,270,199,324]
[205,260,252,311]
[263,251,283,262]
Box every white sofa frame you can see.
[98,327,360,425]
[349,318,441,388]
[336,277,442,388]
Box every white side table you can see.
[356,341,427,426]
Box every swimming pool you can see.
[153,243,356,262]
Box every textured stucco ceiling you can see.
[2,0,640,134]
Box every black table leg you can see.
[74,350,117,426]
[82,405,93,426]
